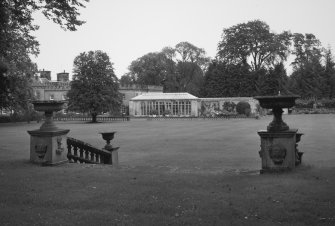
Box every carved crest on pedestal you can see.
[269,144,287,165]
[56,137,64,155]
[35,144,48,159]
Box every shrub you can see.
[0,116,11,123]
[163,110,171,116]
[0,114,28,123]
[150,109,158,115]
[236,101,251,115]
[320,99,335,108]
[244,108,251,117]
[223,101,236,112]
[295,99,314,108]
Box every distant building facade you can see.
[32,71,70,101]
[31,71,258,117]
[31,72,164,115]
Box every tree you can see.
[128,52,168,87]
[175,42,210,71]
[217,20,291,71]
[201,61,230,97]
[257,63,289,96]
[162,42,210,95]
[67,50,121,123]
[291,33,323,69]
[288,33,325,99]
[201,60,255,97]
[120,73,135,87]
[323,47,335,98]
[174,61,204,96]
[0,0,87,112]
[0,38,37,113]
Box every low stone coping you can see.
[27,129,70,137]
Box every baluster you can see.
[67,140,72,156]
[67,141,72,162]
[74,145,78,156]
[85,149,89,161]
[73,145,78,162]
[79,145,84,158]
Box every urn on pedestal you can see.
[100,132,120,166]
[254,94,303,173]
[27,100,70,165]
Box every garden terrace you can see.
[0,115,335,225]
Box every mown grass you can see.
[0,114,334,225]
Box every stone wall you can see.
[199,97,259,116]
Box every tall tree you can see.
[257,63,289,96]
[323,47,335,98]
[217,20,291,71]
[174,61,204,96]
[128,52,168,87]
[175,42,210,71]
[162,42,210,95]
[201,60,255,97]
[67,50,121,122]
[288,33,325,98]
[119,73,135,87]
[201,61,231,97]
[291,33,323,69]
[0,0,87,112]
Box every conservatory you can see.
[129,93,199,117]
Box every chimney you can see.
[57,71,69,82]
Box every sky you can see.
[32,0,335,80]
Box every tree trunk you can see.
[91,112,98,123]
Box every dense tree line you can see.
[122,20,335,101]
[203,21,335,99]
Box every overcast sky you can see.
[32,0,335,80]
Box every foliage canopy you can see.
[67,50,121,122]
[217,20,291,71]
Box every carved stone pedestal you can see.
[27,129,70,166]
[258,129,301,173]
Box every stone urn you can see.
[100,132,116,150]
[32,100,67,131]
[254,95,300,132]
[27,100,70,165]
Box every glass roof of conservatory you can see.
[131,92,199,100]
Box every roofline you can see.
[130,98,199,101]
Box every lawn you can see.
[0,114,334,225]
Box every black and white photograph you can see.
[1,0,335,225]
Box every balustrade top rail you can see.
[54,116,130,121]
